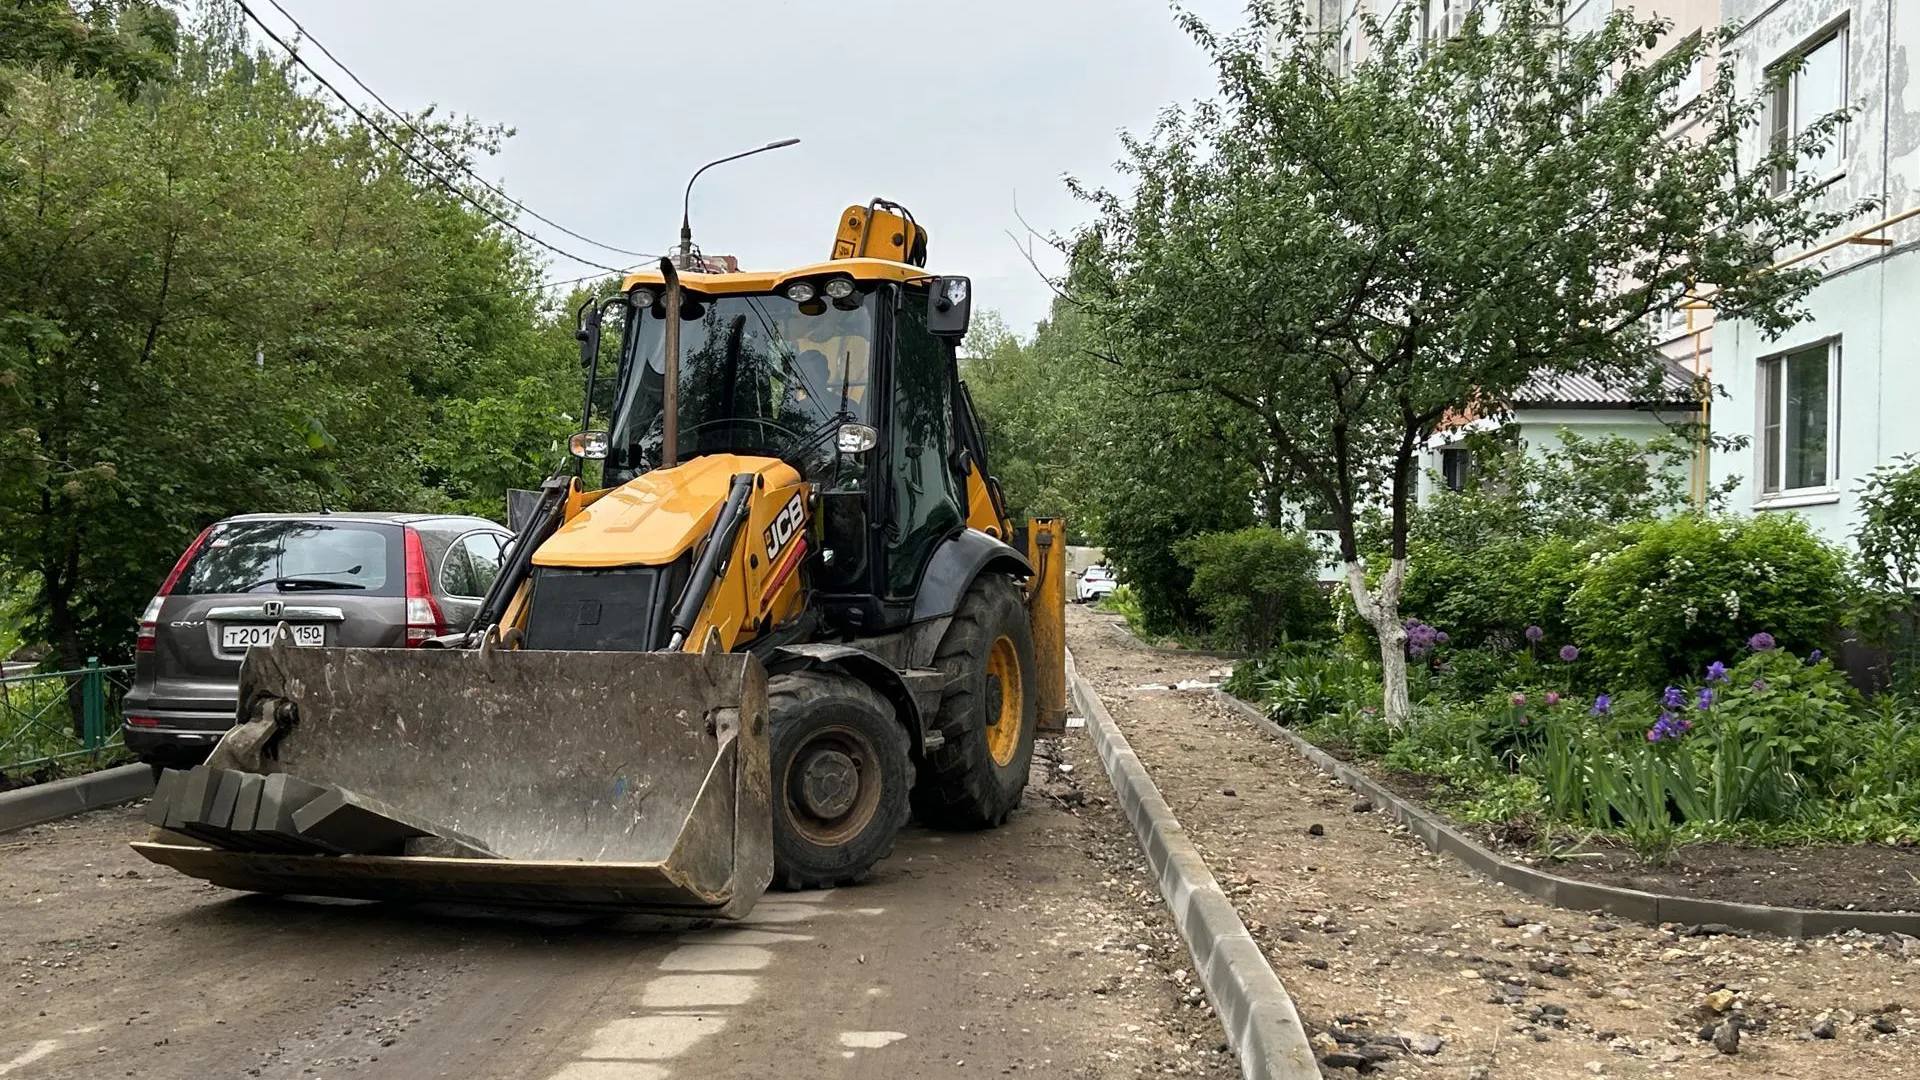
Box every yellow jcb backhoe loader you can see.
[133,201,1068,919]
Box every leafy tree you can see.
[960,303,1102,533]
[1074,0,1860,722]
[961,289,1268,634]
[1849,454,1920,668]
[0,14,552,670]
[0,0,177,108]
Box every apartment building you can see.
[1708,1,1916,545]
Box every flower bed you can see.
[1230,632,1920,876]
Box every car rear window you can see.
[177,521,401,596]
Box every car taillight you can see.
[125,715,159,727]
[138,525,213,652]
[403,526,445,646]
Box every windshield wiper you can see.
[271,577,367,591]
[235,570,368,592]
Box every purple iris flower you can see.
[1807,649,1823,664]
[1590,694,1612,715]
[1705,661,1728,683]
[1696,687,1714,710]
[1648,710,1690,742]
[1662,686,1685,709]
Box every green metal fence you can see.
[0,660,136,775]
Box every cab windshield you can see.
[604,291,876,485]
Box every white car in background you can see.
[1075,565,1118,603]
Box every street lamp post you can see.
[677,138,801,268]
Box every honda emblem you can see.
[263,600,283,619]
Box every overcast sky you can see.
[242,0,1246,336]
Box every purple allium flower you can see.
[1807,649,1823,664]
[1751,678,1768,692]
[1511,692,1527,707]
[1405,618,1441,659]
[1662,685,1685,709]
[1705,661,1728,683]
[1591,694,1612,715]
[1525,625,1545,643]
[1559,644,1580,663]
[1696,687,1714,710]
[1437,631,1450,644]
[1546,691,1561,707]
[1748,632,1777,652]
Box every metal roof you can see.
[1509,358,1700,409]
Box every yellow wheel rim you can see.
[984,635,1023,768]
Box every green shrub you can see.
[1174,527,1330,651]
[1566,514,1848,686]
[1400,533,1585,651]
[1094,583,1146,637]
[1237,644,1380,729]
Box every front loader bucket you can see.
[132,643,773,918]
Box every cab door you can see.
[882,284,965,600]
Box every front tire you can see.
[767,671,911,890]
[911,574,1038,829]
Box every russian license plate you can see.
[221,624,324,649]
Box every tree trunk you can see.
[1344,557,1410,727]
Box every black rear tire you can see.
[767,671,911,890]
[910,574,1038,829]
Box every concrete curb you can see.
[1069,650,1320,1080]
[0,763,155,834]
[1210,689,1920,938]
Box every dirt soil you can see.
[0,727,1231,1079]
[1487,836,1920,913]
[1070,604,1920,1080]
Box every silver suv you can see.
[121,512,512,767]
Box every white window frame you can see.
[1769,23,1849,194]
[1755,338,1840,504]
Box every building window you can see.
[1770,26,1847,193]
[1441,447,1472,493]
[1759,341,1837,494]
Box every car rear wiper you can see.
[236,575,368,592]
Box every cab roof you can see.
[619,257,934,296]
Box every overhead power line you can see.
[258,0,658,262]
[231,0,630,274]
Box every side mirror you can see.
[569,431,609,460]
[927,276,971,338]
[836,423,878,454]
[576,300,602,370]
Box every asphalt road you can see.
[0,736,1233,1080]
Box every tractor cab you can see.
[566,203,995,636]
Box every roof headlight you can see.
[823,277,856,300]
[784,280,817,304]
[628,286,657,308]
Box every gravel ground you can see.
[0,720,1234,1078]
[1069,604,1920,1079]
